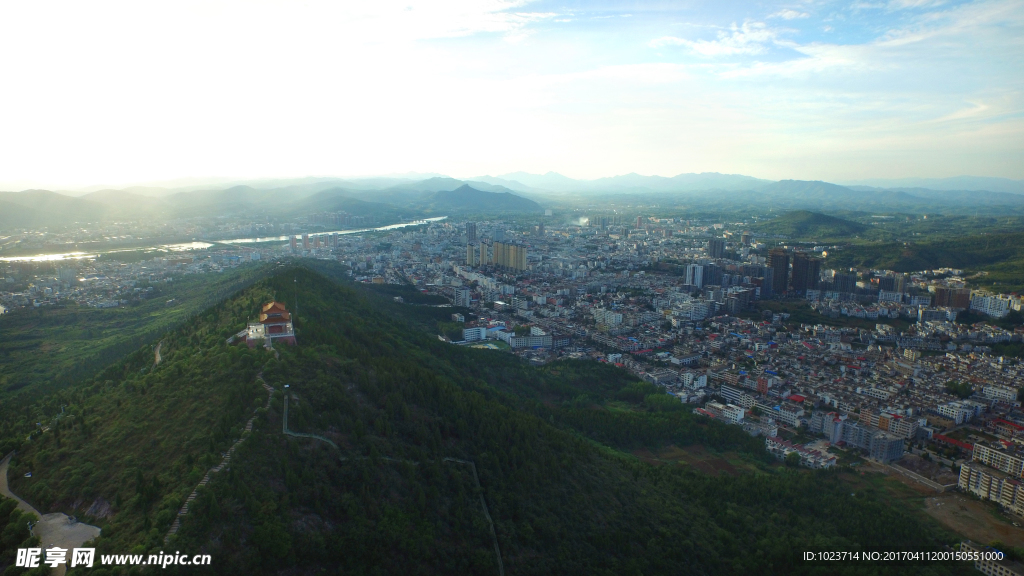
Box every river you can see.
[0,217,447,263]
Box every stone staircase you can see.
[164,379,274,544]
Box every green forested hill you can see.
[755,210,867,238]
[0,263,274,401]
[827,231,1024,292]
[3,265,971,575]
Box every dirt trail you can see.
[1,452,101,576]
[154,341,163,366]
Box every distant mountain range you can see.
[0,178,544,230]
[838,176,1024,195]
[474,171,773,194]
[2,172,1023,231]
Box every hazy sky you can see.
[0,0,1021,188]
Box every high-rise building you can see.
[740,264,773,297]
[493,242,527,271]
[685,264,704,288]
[769,248,790,295]
[302,233,310,250]
[493,229,505,242]
[466,222,477,243]
[741,232,752,246]
[934,286,971,309]
[703,263,723,286]
[289,236,297,252]
[454,287,472,308]
[466,244,479,266]
[636,216,644,229]
[894,273,909,293]
[534,222,544,236]
[708,238,726,259]
[791,252,821,293]
[57,267,76,283]
[830,270,857,294]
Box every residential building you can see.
[765,436,836,468]
[791,252,821,293]
[708,238,726,259]
[493,241,527,271]
[974,443,1024,478]
[769,248,789,294]
[454,287,472,308]
[960,540,1024,576]
[972,293,1012,318]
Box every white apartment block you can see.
[974,443,1024,478]
[971,293,1012,318]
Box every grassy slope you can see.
[4,265,972,576]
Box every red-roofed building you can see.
[994,419,1024,439]
[933,434,973,454]
[246,301,296,348]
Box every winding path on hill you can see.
[163,376,273,544]
[1,452,102,576]
[164,378,504,576]
[281,390,338,448]
[278,387,503,576]
[153,341,163,367]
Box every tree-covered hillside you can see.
[755,210,867,239]
[826,231,1024,292]
[3,265,972,575]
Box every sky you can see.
[0,0,1021,189]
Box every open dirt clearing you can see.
[1,452,101,576]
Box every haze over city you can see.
[1,0,1022,190]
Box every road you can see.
[1,452,101,576]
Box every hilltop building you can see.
[246,301,296,348]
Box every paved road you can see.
[1,452,101,576]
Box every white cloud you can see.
[649,21,778,55]
[931,102,991,122]
[888,0,948,9]
[770,9,810,19]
